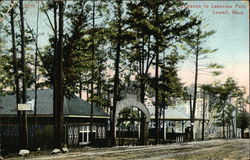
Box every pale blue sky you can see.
[187,1,249,63]
[178,1,249,93]
[1,1,249,93]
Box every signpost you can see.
[17,99,35,148]
[18,99,34,111]
[18,104,32,111]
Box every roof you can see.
[150,107,205,121]
[164,108,190,120]
[0,89,109,118]
[150,108,190,120]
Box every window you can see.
[102,127,106,138]
[79,125,97,145]
[83,132,88,143]
[68,126,78,145]
[97,126,106,139]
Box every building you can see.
[0,89,109,152]
[145,89,209,141]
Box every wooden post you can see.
[189,94,193,141]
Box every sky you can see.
[1,1,249,97]
[178,1,249,97]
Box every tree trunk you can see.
[111,0,122,146]
[163,106,166,141]
[33,2,40,148]
[54,1,64,148]
[139,77,146,145]
[192,48,199,141]
[90,0,95,143]
[19,0,28,148]
[34,2,39,116]
[189,94,192,141]
[234,108,238,138]
[231,119,235,138]
[79,80,82,99]
[97,65,102,107]
[10,0,22,148]
[155,40,159,144]
[222,103,225,138]
[87,85,89,102]
[153,7,160,144]
[202,90,205,140]
[138,36,147,145]
[53,1,58,147]
[241,128,244,138]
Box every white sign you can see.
[18,103,32,111]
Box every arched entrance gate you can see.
[114,94,150,145]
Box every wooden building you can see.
[0,89,109,152]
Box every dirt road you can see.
[7,139,250,160]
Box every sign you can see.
[18,103,32,111]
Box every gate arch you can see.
[114,95,150,144]
[115,98,150,123]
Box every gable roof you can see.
[150,107,204,121]
[164,108,190,120]
[150,108,190,120]
[0,89,109,118]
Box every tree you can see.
[202,77,244,138]
[158,52,185,107]
[9,0,22,148]
[234,88,247,138]
[237,111,249,138]
[157,52,186,142]
[19,0,29,148]
[40,1,110,100]
[54,0,64,148]
[137,0,199,144]
[40,1,90,97]
[182,21,221,140]
[109,0,124,146]
[124,0,200,143]
[224,104,235,138]
[0,1,39,147]
[63,1,91,98]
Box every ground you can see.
[4,139,250,160]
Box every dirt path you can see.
[6,139,250,160]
